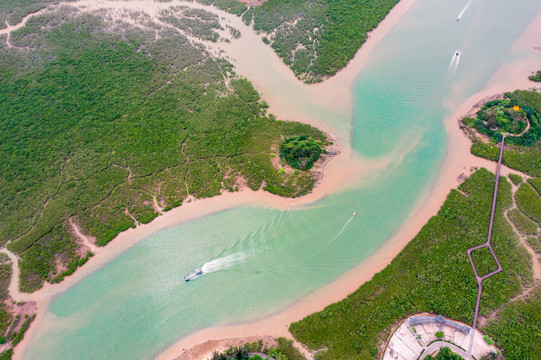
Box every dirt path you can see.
[0,248,24,302]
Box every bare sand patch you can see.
[238,0,268,6]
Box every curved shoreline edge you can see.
[153,8,541,360]
[9,1,541,359]
[7,0,417,358]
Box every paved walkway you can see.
[466,136,505,331]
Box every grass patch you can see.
[508,174,522,185]
[527,236,541,254]
[0,254,13,336]
[470,246,499,278]
[515,182,541,224]
[483,286,541,359]
[527,177,541,194]
[507,208,539,236]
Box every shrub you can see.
[529,70,541,82]
[436,331,444,339]
[425,347,465,360]
[507,208,538,236]
[508,173,523,185]
[280,136,323,170]
[483,334,494,345]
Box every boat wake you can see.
[312,213,356,257]
[201,252,248,274]
[447,50,461,77]
[333,214,355,241]
[457,0,472,21]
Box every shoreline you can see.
[9,1,540,359]
[5,0,417,306]
[8,0,418,358]
[154,9,541,360]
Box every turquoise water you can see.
[23,0,541,359]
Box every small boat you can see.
[184,268,203,281]
[353,212,357,216]
[455,50,460,56]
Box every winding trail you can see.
[0,8,51,47]
[69,220,99,254]
[0,248,23,303]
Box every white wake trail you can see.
[312,214,356,257]
[457,0,472,21]
[334,215,354,240]
[454,53,461,76]
[201,252,248,274]
[448,54,457,74]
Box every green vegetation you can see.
[471,141,541,177]
[198,0,247,16]
[0,0,56,30]
[271,338,307,360]
[290,76,541,359]
[0,254,13,336]
[508,173,522,185]
[479,352,500,360]
[515,182,541,224]
[210,338,306,360]
[484,286,541,359]
[507,208,539,236]
[435,331,444,339]
[462,95,541,146]
[528,70,541,82]
[0,11,326,292]
[10,314,35,347]
[0,349,12,360]
[51,251,94,284]
[280,136,324,170]
[159,7,223,42]
[290,169,531,359]
[425,347,464,360]
[465,86,541,359]
[244,0,399,82]
[470,246,499,277]
[483,335,494,345]
[467,91,541,177]
[527,177,541,194]
[526,236,541,254]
